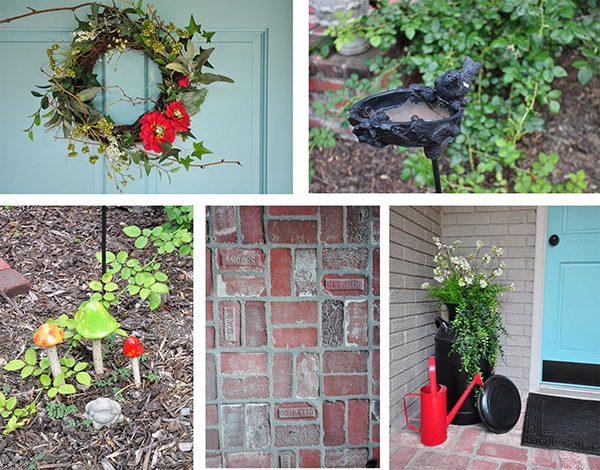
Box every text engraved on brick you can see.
[277,406,316,419]
[224,307,237,342]
[325,278,365,291]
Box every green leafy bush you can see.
[314,0,599,192]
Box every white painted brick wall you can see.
[389,206,441,435]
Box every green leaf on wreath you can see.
[76,87,102,102]
[179,89,208,116]
[186,15,202,35]
[192,141,212,159]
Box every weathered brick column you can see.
[206,206,380,468]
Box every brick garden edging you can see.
[0,257,30,297]
[206,206,380,468]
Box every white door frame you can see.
[530,206,600,400]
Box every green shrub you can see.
[314,0,598,192]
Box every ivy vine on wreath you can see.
[1,0,239,190]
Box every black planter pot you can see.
[434,316,492,425]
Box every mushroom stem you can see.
[131,357,141,388]
[46,345,64,384]
[91,339,104,375]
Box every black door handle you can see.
[549,234,560,246]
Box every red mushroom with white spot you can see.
[123,335,144,388]
[33,323,65,383]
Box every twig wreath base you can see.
[2,1,239,190]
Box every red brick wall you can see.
[206,206,380,468]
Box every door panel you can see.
[542,206,600,388]
[0,0,292,193]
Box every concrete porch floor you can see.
[390,399,600,469]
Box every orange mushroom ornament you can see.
[123,336,144,388]
[33,323,65,382]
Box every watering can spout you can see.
[446,373,483,426]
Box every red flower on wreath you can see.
[139,111,176,153]
[177,77,190,88]
[165,100,191,132]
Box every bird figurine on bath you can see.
[348,56,482,160]
[410,56,482,115]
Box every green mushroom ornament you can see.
[75,301,119,375]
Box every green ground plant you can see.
[311,0,599,192]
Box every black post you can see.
[431,159,442,193]
[101,206,107,275]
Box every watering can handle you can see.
[428,356,437,391]
[403,393,420,433]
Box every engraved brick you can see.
[323,375,368,396]
[322,248,369,270]
[275,403,317,420]
[240,206,264,244]
[278,450,295,468]
[348,399,369,445]
[217,248,265,271]
[246,404,270,448]
[271,301,318,324]
[294,248,317,297]
[296,353,319,398]
[218,302,240,347]
[346,206,370,243]
[323,351,368,373]
[273,327,318,348]
[217,274,266,297]
[323,401,345,446]
[270,248,292,296]
[274,424,320,447]
[213,206,236,243]
[221,404,244,448]
[221,353,267,374]
[345,300,369,346]
[245,301,267,347]
[268,220,318,244]
[273,352,293,398]
[322,300,344,347]
[322,274,368,296]
[223,377,269,400]
[320,206,344,244]
[325,448,369,468]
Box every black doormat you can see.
[521,393,600,456]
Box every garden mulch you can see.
[0,206,193,469]
[310,51,600,193]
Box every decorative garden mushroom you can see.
[75,301,119,375]
[32,323,64,382]
[123,335,144,388]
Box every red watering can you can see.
[403,356,483,446]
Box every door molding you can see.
[530,206,600,400]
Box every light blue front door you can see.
[541,206,600,388]
[0,0,292,193]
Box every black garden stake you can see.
[348,57,481,193]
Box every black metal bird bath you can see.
[348,57,481,193]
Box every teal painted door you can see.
[0,0,292,193]
[541,206,600,388]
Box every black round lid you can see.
[478,374,521,433]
